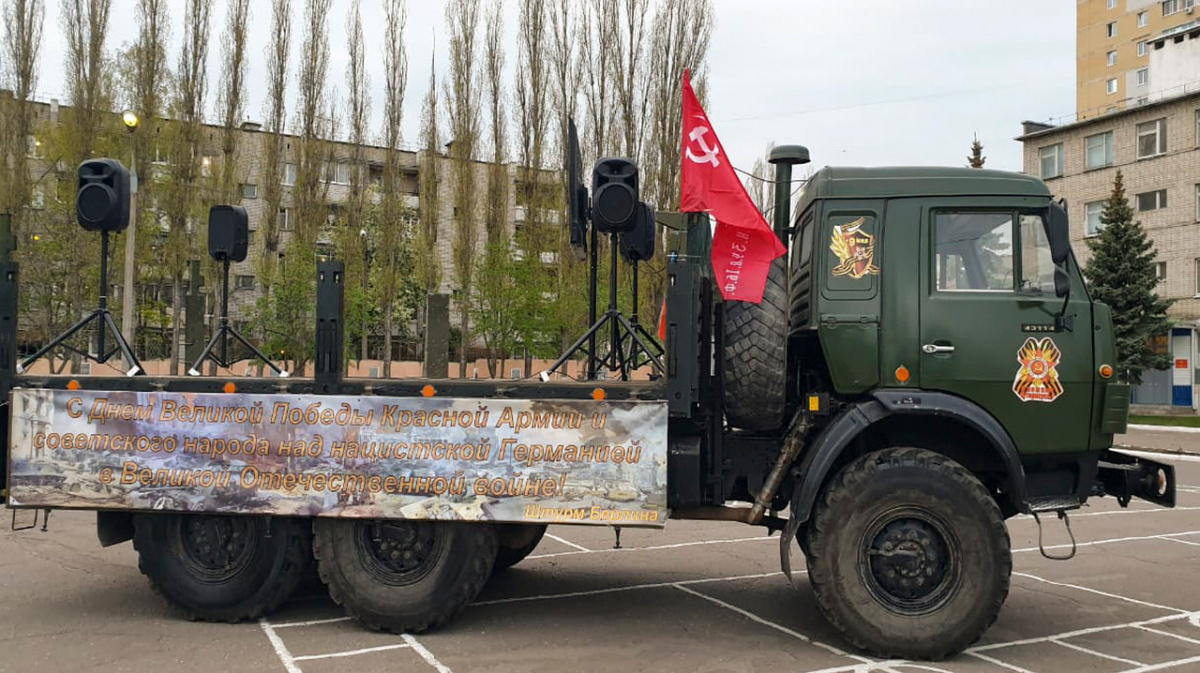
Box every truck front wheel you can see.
[132,514,311,622]
[313,519,496,633]
[804,448,1011,660]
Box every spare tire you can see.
[723,256,788,431]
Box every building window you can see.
[240,183,258,199]
[1137,189,1168,211]
[1039,143,1064,179]
[1107,21,1118,37]
[1138,40,1148,57]
[1086,200,1106,236]
[1109,0,1118,8]
[31,185,45,210]
[1195,258,1200,295]
[26,135,43,158]
[1085,131,1115,169]
[1195,109,1199,146]
[234,275,255,290]
[1137,118,1168,158]
[1137,67,1149,86]
[1156,261,1167,281]
[1107,78,1118,94]
[1107,50,1117,66]
[1139,10,1149,25]
[1195,183,1200,221]
[1163,0,1181,15]
[282,162,296,186]
[278,208,292,231]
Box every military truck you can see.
[0,147,1176,661]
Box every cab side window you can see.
[1019,214,1056,294]
[934,213,1014,292]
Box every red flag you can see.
[657,298,667,342]
[680,70,786,303]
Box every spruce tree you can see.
[967,134,985,168]
[1082,171,1173,384]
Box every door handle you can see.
[922,344,955,354]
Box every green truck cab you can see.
[666,158,1173,659]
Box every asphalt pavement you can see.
[4,448,1200,673]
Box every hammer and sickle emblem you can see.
[686,124,721,167]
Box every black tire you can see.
[132,514,311,623]
[804,448,1011,660]
[313,519,497,633]
[493,524,548,572]
[722,256,788,431]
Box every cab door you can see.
[918,204,1093,455]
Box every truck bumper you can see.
[1096,449,1175,508]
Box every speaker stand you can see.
[542,234,663,382]
[17,230,143,376]
[188,257,288,378]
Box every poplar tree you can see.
[1083,171,1173,384]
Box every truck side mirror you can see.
[1054,265,1070,298]
[1047,202,1070,266]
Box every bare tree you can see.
[1,0,44,237]
[258,0,291,274]
[578,0,618,161]
[340,0,370,363]
[613,0,649,162]
[378,0,408,377]
[416,53,442,303]
[217,0,250,203]
[514,0,549,251]
[61,0,113,158]
[483,0,506,245]
[444,0,482,378]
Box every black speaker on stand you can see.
[188,205,288,377]
[18,159,144,376]
[618,203,663,374]
[541,157,663,382]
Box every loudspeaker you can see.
[620,202,656,262]
[592,158,639,234]
[208,205,249,262]
[77,159,130,232]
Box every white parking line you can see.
[403,634,454,673]
[259,620,302,673]
[1051,638,1144,667]
[963,651,1036,673]
[1135,625,1200,646]
[526,535,773,560]
[671,583,874,665]
[472,570,787,606]
[1013,571,1189,615]
[1119,654,1200,672]
[1012,530,1200,555]
[292,643,412,662]
[271,616,352,629]
[545,533,591,552]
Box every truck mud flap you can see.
[1098,450,1175,509]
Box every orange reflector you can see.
[67,379,80,391]
[592,388,606,401]
[223,382,237,394]
[895,365,911,383]
[808,396,820,412]
[1099,364,1114,379]
[421,384,436,397]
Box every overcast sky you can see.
[27,0,1076,177]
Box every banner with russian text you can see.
[6,390,669,527]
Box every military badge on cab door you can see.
[1013,337,1064,402]
[830,217,880,279]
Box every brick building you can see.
[1018,90,1200,406]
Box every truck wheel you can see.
[313,519,497,633]
[804,448,1011,660]
[493,524,547,572]
[132,514,311,622]
[722,257,788,431]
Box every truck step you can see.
[1027,496,1082,513]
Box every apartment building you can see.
[1077,0,1198,120]
[1019,91,1200,406]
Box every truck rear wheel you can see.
[722,257,788,431]
[494,524,547,572]
[804,448,1011,660]
[313,519,497,633]
[132,514,311,622]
